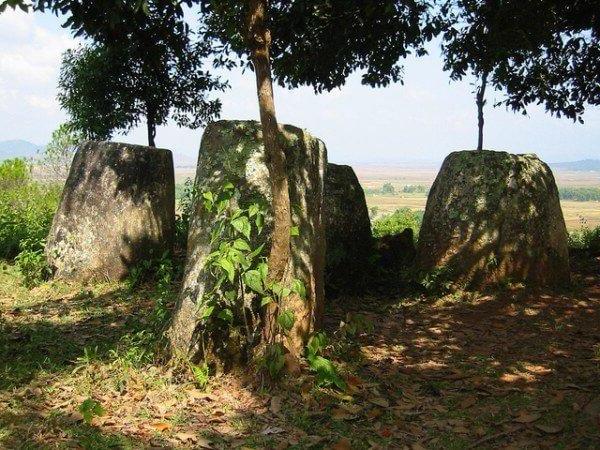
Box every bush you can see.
[174,178,197,250]
[0,158,61,261]
[559,187,600,202]
[568,225,600,253]
[14,238,52,288]
[372,208,423,239]
[402,184,428,194]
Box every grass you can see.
[1,253,600,449]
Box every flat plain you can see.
[354,165,600,230]
[175,165,600,231]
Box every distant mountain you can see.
[0,140,43,160]
[551,159,600,172]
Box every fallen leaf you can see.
[459,395,477,409]
[332,408,356,421]
[176,432,197,443]
[332,437,352,450]
[149,422,172,431]
[513,412,541,424]
[262,426,285,435]
[369,397,390,408]
[534,423,564,434]
[271,396,282,415]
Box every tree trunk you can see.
[476,71,489,151]
[147,112,156,148]
[245,0,292,347]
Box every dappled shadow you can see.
[46,140,175,281]
[325,253,600,447]
[170,120,327,363]
[0,287,137,390]
[418,151,571,288]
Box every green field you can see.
[354,167,600,231]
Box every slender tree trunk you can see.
[147,106,157,147]
[476,71,488,151]
[245,0,292,347]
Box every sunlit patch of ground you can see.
[1,255,599,449]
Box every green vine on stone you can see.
[198,182,307,372]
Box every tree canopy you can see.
[202,0,438,92]
[53,1,225,147]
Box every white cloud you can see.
[0,10,74,141]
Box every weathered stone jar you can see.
[417,150,570,288]
[323,163,372,295]
[169,120,327,364]
[46,141,175,281]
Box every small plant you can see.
[14,238,51,288]
[568,224,600,253]
[372,208,423,239]
[78,398,105,424]
[175,178,198,250]
[190,361,210,389]
[305,332,346,390]
[419,266,454,294]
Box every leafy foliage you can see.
[203,0,438,92]
[569,225,600,254]
[372,208,423,239]
[559,187,600,202]
[56,3,225,146]
[198,183,307,372]
[0,159,60,261]
[175,178,197,250]
[305,332,345,390]
[78,398,105,425]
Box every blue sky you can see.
[0,8,598,165]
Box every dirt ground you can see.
[1,254,599,449]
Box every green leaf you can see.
[290,226,300,236]
[307,332,327,358]
[202,191,214,211]
[243,270,264,294]
[78,398,105,425]
[291,279,307,300]
[257,262,268,281]
[255,213,264,233]
[224,290,237,302]
[218,258,235,283]
[231,216,251,239]
[218,308,233,323]
[223,182,234,191]
[248,203,259,217]
[277,310,296,332]
[201,305,215,320]
[233,238,251,251]
[247,243,265,261]
[260,296,273,307]
[306,354,346,390]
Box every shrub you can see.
[568,225,600,253]
[0,158,61,260]
[174,178,197,250]
[402,184,429,194]
[559,187,600,202]
[372,208,423,239]
[14,238,52,288]
[381,182,395,195]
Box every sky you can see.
[0,8,599,165]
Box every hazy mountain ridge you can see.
[2,140,599,171]
[550,159,600,172]
[0,140,43,160]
